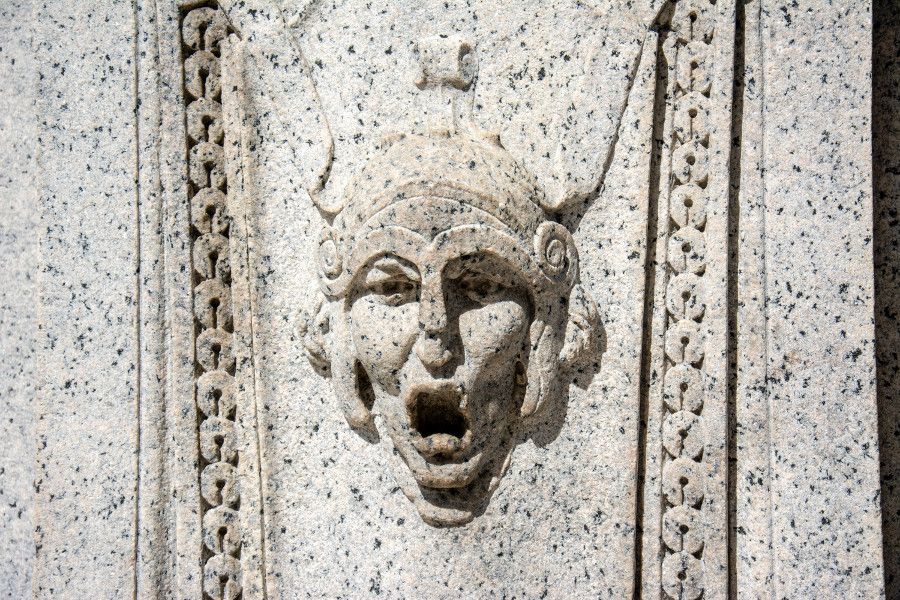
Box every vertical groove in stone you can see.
[874,0,900,595]
[726,0,746,595]
[732,0,775,594]
[635,25,669,598]
[132,0,144,591]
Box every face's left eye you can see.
[458,272,511,304]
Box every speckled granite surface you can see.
[239,1,661,593]
[0,0,892,597]
[0,2,37,598]
[753,0,884,596]
[31,1,141,598]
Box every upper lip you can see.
[404,379,473,461]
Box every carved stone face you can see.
[300,135,601,526]
[345,198,533,524]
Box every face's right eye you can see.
[458,272,509,304]
[366,277,419,306]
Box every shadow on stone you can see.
[873,2,900,594]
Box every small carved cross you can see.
[414,35,475,90]
[412,35,477,133]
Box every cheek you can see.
[458,299,529,364]
[349,297,419,387]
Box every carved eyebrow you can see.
[451,254,522,285]
[364,256,420,284]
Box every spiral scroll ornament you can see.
[534,221,577,283]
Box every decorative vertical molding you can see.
[221,34,268,600]
[135,0,177,596]
[180,5,243,599]
[642,1,736,598]
[59,1,265,595]
[658,4,717,597]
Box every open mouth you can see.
[406,382,472,460]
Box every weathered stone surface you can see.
[238,2,662,594]
[31,1,141,597]
[752,1,884,596]
[0,0,892,597]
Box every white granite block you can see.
[758,0,884,595]
[0,2,37,598]
[31,1,140,597]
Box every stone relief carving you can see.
[298,36,602,526]
[180,6,243,599]
[177,0,732,594]
[640,1,733,598]
[658,3,716,596]
[217,0,672,527]
[9,0,883,596]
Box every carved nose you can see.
[415,334,452,369]
[416,277,452,369]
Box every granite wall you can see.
[0,2,36,598]
[0,0,895,597]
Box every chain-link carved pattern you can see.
[182,5,242,599]
[660,1,716,598]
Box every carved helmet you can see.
[316,130,578,299]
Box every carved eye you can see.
[458,272,509,304]
[360,256,420,307]
[367,277,419,307]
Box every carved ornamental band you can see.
[181,6,242,599]
[644,0,733,598]
[659,2,716,597]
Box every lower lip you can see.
[407,450,484,489]
[412,431,473,460]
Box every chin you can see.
[405,447,515,527]
[381,425,515,527]
[372,375,520,526]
